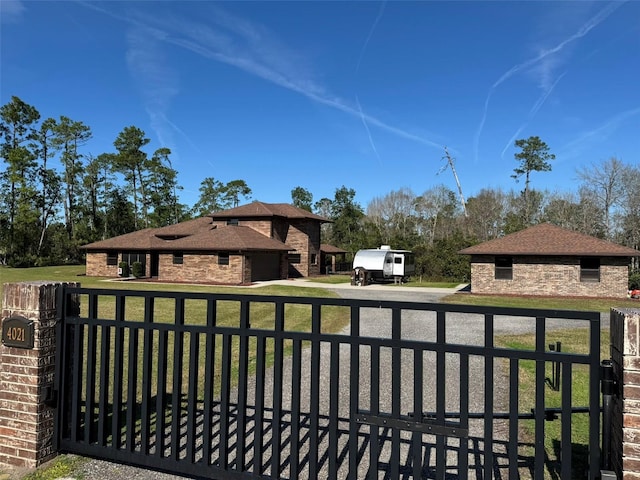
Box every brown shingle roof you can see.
[82,219,292,252]
[209,201,330,222]
[166,226,292,252]
[320,244,347,254]
[459,223,640,257]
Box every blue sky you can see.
[1,1,639,210]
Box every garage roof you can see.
[459,223,640,257]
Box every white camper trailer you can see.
[352,246,415,283]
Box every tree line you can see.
[0,96,253,266]
[295,144,639,282]
[2,96,639,282]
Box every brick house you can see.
[82,202,330,284]
[459,223,639,298]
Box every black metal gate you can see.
[54,286,603,479]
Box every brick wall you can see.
[86,252,120,277]
[470,255,629,298]
[610,308,640,478]
[158,252,247,284]
[0,282,79,468]
[285,219,321,277]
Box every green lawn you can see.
[496,328,608,479]
[0,265,341,299]
[441,291,639,312]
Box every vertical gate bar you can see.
[412,348,424,480]
[561,361,572,479]
[171,297,185,461]
[349,306,361,477]
[435,310,446,479]
[508,358,519,479]
[53,287,67,451]
[589,316,601,479]
[308,304,321,480]
[201,298,216,467]
[390,308,402,480]
[253,335,267,475]
[98,322,111,447]
[112,295,126,450]
[71,322,84,443]
[369,344,380,480]
[235,300,251,471]
[328,339,340,480]
[483,314,494,480]
[140,296,154,455]
[219,333,232,469]
[459,353,469,480]
[186,332,199,463]
[290,338,303,479]
[155,330,169,459]
[126,326,139,452]
[271,301,285,478]
[534,316,546,480]
[84,295,98,444]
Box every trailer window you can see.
[394,257,402,264]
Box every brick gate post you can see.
[610,307,640,479]
[0,281,79,469]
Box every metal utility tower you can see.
[438,147,468,217]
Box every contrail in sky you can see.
[356,95,382,166]
[79,1,444,152]
[474,1,624,164]
[499,71,566,158]
[356,1,386,74]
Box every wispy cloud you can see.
[0,0,25,23]
[474,1,623,163]
[126,26,180,151]
[559,106,640,158]
[80,1,444,152]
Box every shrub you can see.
[630,270,640,290]
[118,261,129,277]
[131,261,144,278]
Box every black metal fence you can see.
[54,286,602,479]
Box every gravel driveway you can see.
[42,283,605,479]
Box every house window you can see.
[580,258,600,282]
[289,253,301,264]
[227,218,239,226]
[311,253,317,265]
[218,253,230,265]
[107,252,118,266]
[173,252,183,265]
[495,257,513,280]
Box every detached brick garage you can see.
[459,223,639,298]
[83,202,331,285]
